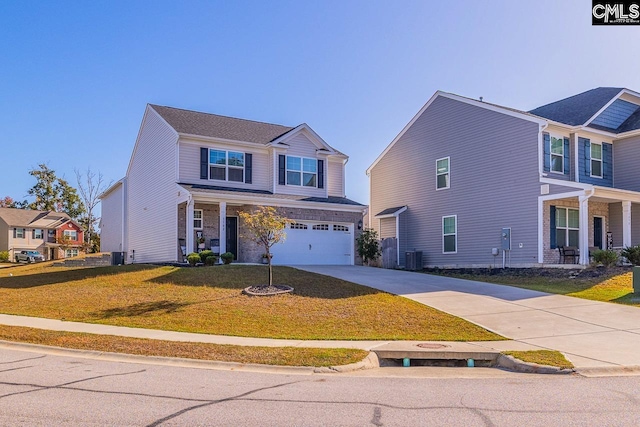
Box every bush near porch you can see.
[0,262,502,341]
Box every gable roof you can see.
[0,208,72,228]
[149,104,295,144]
[528,87,624,126]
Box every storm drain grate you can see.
[416,343,450,349]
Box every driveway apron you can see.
[296,265,640,370]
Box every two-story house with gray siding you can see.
[100,104,365,265]
[368,88,640,268]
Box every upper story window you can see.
[33,229,43,239]
[287,156,317,187]
[14,228,25,239]
[550,136,564,173]
[63,230,78,240]
[193,209,203,229]
[436,157,450,190]
[209,149,244,182]
[591,142,603,178]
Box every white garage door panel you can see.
[271,223,353,265]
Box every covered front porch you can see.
[539,187,640,265]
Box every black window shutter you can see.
[603,143,612,181]
[13,228,16,238]
[278,155,286,185]
[317,159,324,189]
[583,138,591,176]
[245,153,252,184]
[543,133,550,172]
[32,229,35,239]
[563,137,570,175]
[550,206,557,249]
[200,147,208,179]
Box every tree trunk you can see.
[268,253,273,287]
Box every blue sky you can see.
[1,0,638,207]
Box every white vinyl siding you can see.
[327,160,344,197]
[127,107,180,263]
[178,141,271,191]
[100,183,124,253]
[379,217,396,239]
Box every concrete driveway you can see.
[297,265,640,371]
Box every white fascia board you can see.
[190,191,365,213]
[127,105,180,177]
[367,91,548,175]
[580,126,618,138]
[539,177,594,190]
[179,135,269,152]
[539,190,587,202]
[375,206,407,219]
[176,184,191,204]
[592,186,640,203]
[615,128,640,139]
[98,178,124,199]
[269,123,339,154]
[583,89,626,127]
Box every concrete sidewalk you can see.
[297,265,640,371]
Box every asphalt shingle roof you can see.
[375,206,406,217]
[179,183,364,206]
[0,208,70,227]
[528,87,623,126]
[150,105,295,144]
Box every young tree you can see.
[75,168,111,252]
[356,228,382,265]
[238,206,292,287]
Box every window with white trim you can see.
[194,209,203,229]
[556,207,579,247]
[34,229,43,239]
[312,224,329,231]
[65,249,79,258]
[287,156,317,187]
[591,142,602,178]
[63,230,78,240]
[550,136,564,173]
[209,149,244,182]
[333,225,349,232]
[436,157,450,190]
[15,228,24,238]
[290,223,308,230]
[442,215,457,253]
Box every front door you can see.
[226,217,238,260]
[593,217,603,250]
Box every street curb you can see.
[0,340,376,375]
[496,354,575,375]
[573,365,640,377]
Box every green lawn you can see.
[504,350,574,370]
[0,262,503,341]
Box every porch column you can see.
[579,195,590,265]
[186,200,194,254]
[622,200,632,248]
[219,201,227,255]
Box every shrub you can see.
[621,245,640,266]
[187,252,201,266]
[204,255,218,266]
[356,228,381,265]
[0,251,8,262]
[592,249,619,268]
[220,252,234,264]
[199,250,214,263]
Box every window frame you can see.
[63,229,78,240]
[208,149,245,183]
[193,209,203,230]
[550,135,564,174]
[590,142,603,178]
[34,229,43,239]
[286,156,318,188]
[442,215,457,254]
[65,248,79,258]
[436,157,450,190]
[555,207,579,248]
[15,228,25,239]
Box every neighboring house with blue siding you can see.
[100,104,365,265]
[368,88,640,268]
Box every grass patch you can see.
[0,324,367,367]
[503,350,574,370]
[0,262,502,341]
[425,267,640,307]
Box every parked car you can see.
[15,250,45,263]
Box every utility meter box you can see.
[501,228,511,250]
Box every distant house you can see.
[0,208,84,261]
[100,104,365,264]
[368,88,640,268]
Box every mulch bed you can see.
[243,285,294,296]
[423,266,632,280]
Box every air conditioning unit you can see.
[405,251,423,271]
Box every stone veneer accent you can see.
[543,199,610,264]
[178,203,363,264]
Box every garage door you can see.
[270,222,353,265]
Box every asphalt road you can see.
[1,348,640,426]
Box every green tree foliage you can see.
[0,196,17,208]
[592,250,619,268]
[621,245,640,266]
[238,206,292,287]
[26,164,85,220]
[356,228,381,265]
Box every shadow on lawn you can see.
[146,265,382,299]
[0,264,155,289]
[92,294,241,319]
